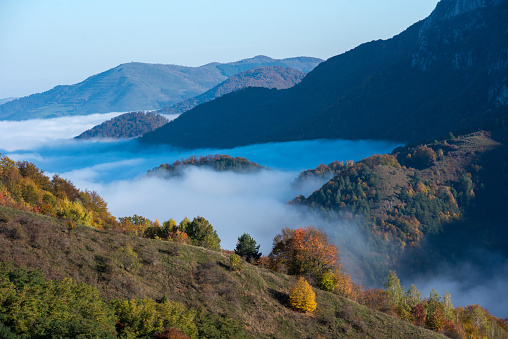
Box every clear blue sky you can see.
[0,0,439,99]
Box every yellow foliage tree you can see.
[289,277,317,313]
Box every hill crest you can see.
[0,56,322,120]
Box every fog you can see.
[0,112,123,151]
[1,114,506,317]
[0,114,398,255]
[408,252,508,318]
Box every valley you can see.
[0,0,507,337]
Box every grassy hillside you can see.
[0,205,446,338]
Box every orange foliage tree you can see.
[269,226,340,278]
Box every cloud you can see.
[60,166,319,254]
[1,113,507,318]
[0,112,180,153]
[0,112,124,151]
[409,253,508,318]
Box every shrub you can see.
[317,270,336,292]
[0,211,11,223]
[289,277,317,313]
[153,327,191,339]
[111,298,197,338]
[229,254,243,271]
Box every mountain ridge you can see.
[159,66,306,115]
[0,56,322,120]
[140,0,508,149]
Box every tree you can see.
[269,227,340,278]
[442,291,454,321]
[404,284,421,308]
[289,277,317,313]
[383,271,404,308]
[425,289,445,332]
[185,216,221,251]
[162,218,177,238]
[235,233,261,262]
[179,217,191,233]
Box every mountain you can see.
[0,97,18,105]
[140,0,508,149]
[290,129,508,317]
[0,56,322,120]
[159,66,306,115]
[75,66,307,139]
[75,112,169,139]
[147,154,264,177]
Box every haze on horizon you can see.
[0,0,439,99]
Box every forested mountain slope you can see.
[148,155,264,177]
[75,112,169,139]
[159,66,306,115]
[0,56,321,120]
[141,0,508,149]
[291,129,508,303]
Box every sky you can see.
[0,0,439,99]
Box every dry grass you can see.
[0,206,446,338]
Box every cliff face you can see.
[426,0,503,21]
[413,0,508,111]
[142,0,508,149]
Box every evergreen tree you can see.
[235,233,261,262]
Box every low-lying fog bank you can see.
[2,114,506,317]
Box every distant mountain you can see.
[0,56,322,120]
[0,97,18,105]
[141,0,508,149]
[159,66,306,115]
[75,112,169,139]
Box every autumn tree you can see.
[161,218,177,238]
[269,226,340,278]
[289,277,317,313]
[235,233,261,262]
[425,289,445,332]
[384,270,410,319]
[383,271,404,307]
[179,217,191,233]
